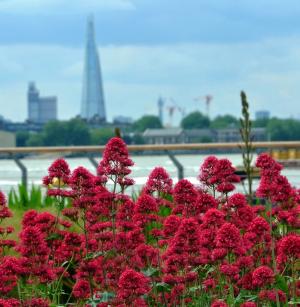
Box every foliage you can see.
[131,133,145,144]
[90,128,115,145]
[16,131,30,147]
[0,138,299,306]
[8,184,55,209]
[43,118,91,146]
[266,118,300,141]
[26,118,91,146]
[133,115,162,132]
[210,114,239,129]
[181,111,210,129]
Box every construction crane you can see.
[194,95,213,118]
[169,97,186,120]
[166,105,176,127]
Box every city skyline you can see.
[1,1,300,122]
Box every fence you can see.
[1,141,300,188]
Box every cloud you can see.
[1,35,300,122]
[0,0,135,14]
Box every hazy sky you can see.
[1,0,300,123]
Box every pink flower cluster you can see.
[0,139,299,306]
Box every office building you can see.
[27,82,57,124]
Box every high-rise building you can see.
[255,110,270,120]
[27,82,57,124]
[81,16,106,121]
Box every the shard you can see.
[81,17,106,121]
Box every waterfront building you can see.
[81,16,106,121]
[143,128,184,144]
[0,130,16,147]
[27,82,57,124]
[143,128,267,144]
[215,128,267,143]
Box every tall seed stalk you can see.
[240,91,254,203]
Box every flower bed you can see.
[0,137,299,306]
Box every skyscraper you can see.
[27,82,57,124]
[81,16,106,121]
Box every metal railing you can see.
[1,141,300,188]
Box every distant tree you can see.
[131,134,145,144]
[211,114,238,129]
[42,121,68,146]
[133,115,162,132]
[91,128,115,145]
[16,131,30,147]
[267,118,300,141]
[26,133,44,146]
[42,118,91,146]
[66,118,91,145]
[253,117,270,128]
[181,111,210,129]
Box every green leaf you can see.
[46,233,63,241]
[155,282,171,292]
[158,205,172,217]
[85,251,104,260]
[275,275,289,294]
[98,291,115,302]
[142,267,159,277]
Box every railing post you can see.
[165,150,184,180]
[13,156,27,188]
[88,155,98,170]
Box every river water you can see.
[0,153,299,194]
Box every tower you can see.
[158,96,164,125]
[81,16,106,121]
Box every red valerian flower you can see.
[201,208,225,228]
[18,225,49,257]
[117,269,150,303]
[277,233,300,266]
[0,191,12,219]
[220,264,240,281]
[197,190,218,213]
[23,298,49,307]
[240,303,257,307]
[216,222,242,250]
[199,156,219,187]
[97,137,133,179]
[199,156,240,194]
[0,256,19,295]
[227,193,248,208]
[144,167,173,196]
[211,300,228,307]
[0,298,20,307]
[252,266,274,287]
[44,158,70,184]
[258,289,287,303]
[72,279,91,299]
[247,216,270,237]
[134,194,158,227]
[173,179,198,216]
[163,215,181,238]
[256,153,282,176]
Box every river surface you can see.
[0,153,299,194]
